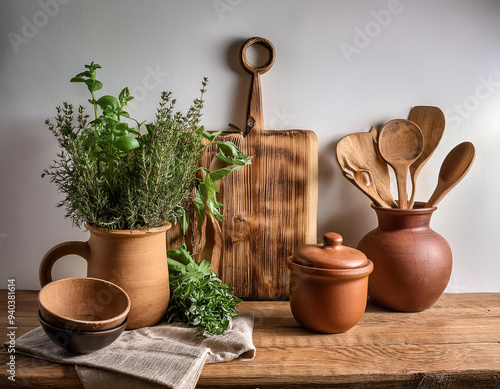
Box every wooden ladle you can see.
[425,142,475,208]
[378,119,424,208]
[407,106,446,208]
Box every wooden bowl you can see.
[38,311,126,354]
[38,277,130,331]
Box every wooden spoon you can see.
[425,142,475,208]
[336,128,397,208]
[378,119,424,208]
[407,106,446,208]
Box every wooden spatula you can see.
[336,128,397,208]
[407,106,445,208]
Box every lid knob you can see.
[291,232,368,269]
[323,232,342,248]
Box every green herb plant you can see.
[43,62,250,231]
[166,244,241,337]
[44,62,251,336]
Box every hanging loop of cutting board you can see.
[240,37,276,137]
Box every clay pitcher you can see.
[39,223,171,329]
[357,203,452,312]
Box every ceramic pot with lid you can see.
[287,232,373,333]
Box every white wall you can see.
[1,0,499,291]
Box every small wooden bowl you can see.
[38,311,127,354]
[38,277,130,331]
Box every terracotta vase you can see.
[39,223,171,329]
[357,203,452,312]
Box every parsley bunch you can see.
[166,244,241,337]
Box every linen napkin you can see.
[8,312,255,389]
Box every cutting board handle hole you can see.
[241,37,275,74]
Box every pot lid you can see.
[292,232,368,269]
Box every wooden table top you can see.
[1,290,499,388]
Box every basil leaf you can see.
[214,140,239,157]
[118,87,130,105]
[114,135,139,152]
[209,165,242,181]
[214,152,251,166]
[115,122,128,133]
[167,258,187,273]
[96,95,119,110]
[202,129,222,142]
[85,79,103,92]
[179,208,189,236]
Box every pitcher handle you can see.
[39,241,90,287]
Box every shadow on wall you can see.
[317,137,376,248]
[221,38,378,248]
[225,38,252,132]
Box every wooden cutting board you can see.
[204,37,318,300]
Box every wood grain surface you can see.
[168,37,318,300]
[215,129,318,300]
[212,37,318,300]
[1,291,500,388]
